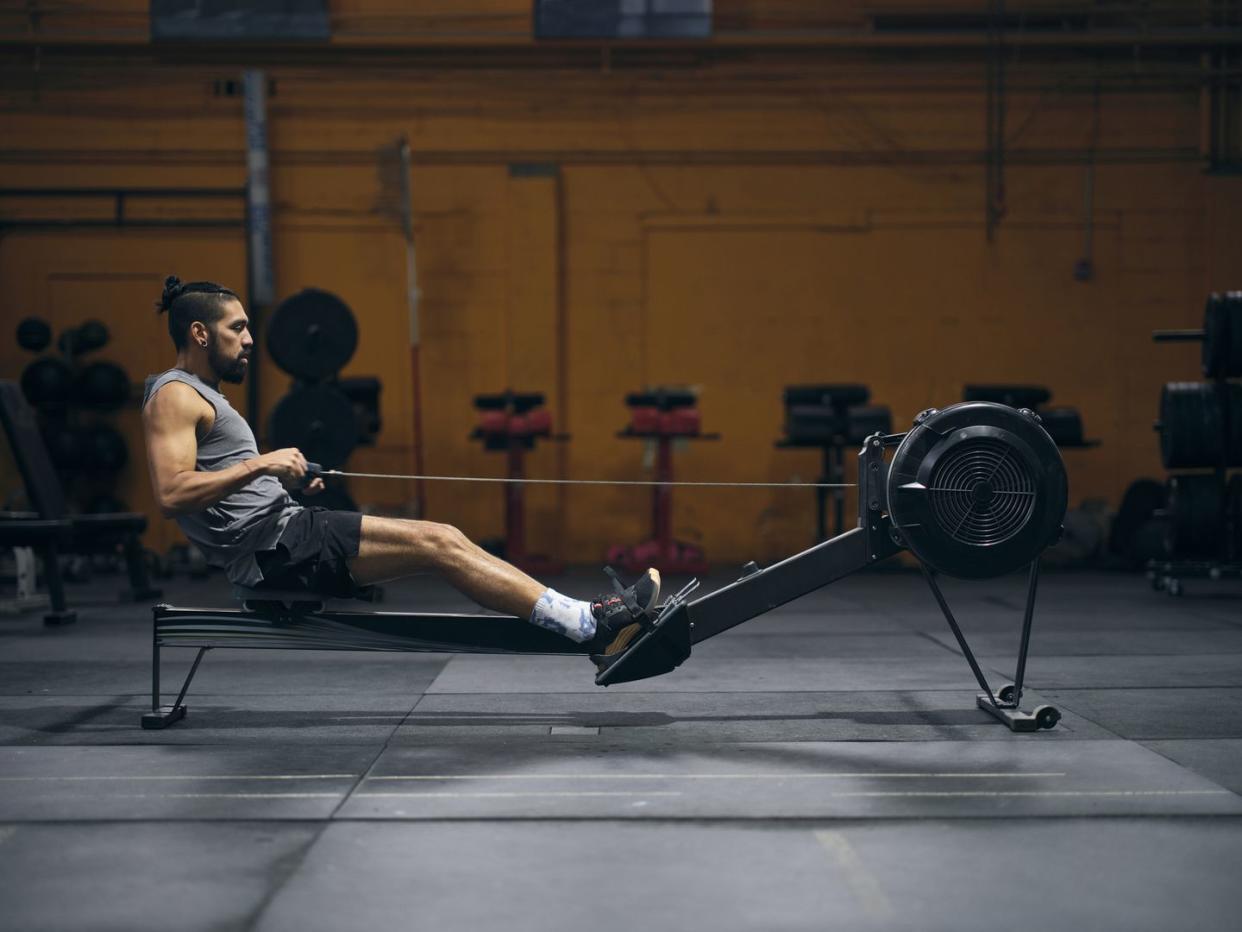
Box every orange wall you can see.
[2,47,1239,564]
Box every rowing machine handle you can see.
[303,462,323,487]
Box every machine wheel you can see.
[1034,705,1061,730]
[997,683,1016,704]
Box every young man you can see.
[141,276,658,668]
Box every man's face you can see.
[205,299,253,384]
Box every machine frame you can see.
[143,430,1060,732]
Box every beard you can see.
[207,337,249,384]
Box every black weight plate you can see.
[16,317,51,352]
[1202,292,1242,379]
[74,361,131,410]
[887,402,1067,580]
[962,384,1051,408]
[75,319,110,354]
[80,424,128,473]
[1230,382,1242,468]
[20,357,74,407]
[1166,473,1224,557]
[1228,475,1242,558]
[267,289,358,381]
[1160,382,1226,469]
[40,424,82,472]
[268,384,358,470]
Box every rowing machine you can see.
[143,401,1067,733]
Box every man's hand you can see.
[256,447,309,488]
[302,477,325,495]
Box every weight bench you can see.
[144,401,1068,734]
[0,381,160,622]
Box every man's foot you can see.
[587,567,661,665]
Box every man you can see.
[141,276,658,670]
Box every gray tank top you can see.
[142,369,299,585]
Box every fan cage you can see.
[926,438,1036,546]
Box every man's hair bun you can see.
[157,275,186,313]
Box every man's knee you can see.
[408,520,471,564]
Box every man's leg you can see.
[348,515,543,618]
[345,515,659,652]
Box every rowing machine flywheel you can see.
[886,402,1068,579]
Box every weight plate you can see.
[75,319,110,354]
[267,384,358,470]
[80,423,128,473]
[16,317,51,353]
[20,357,74,407]
[1165,473,1224,557]
[74,361,131,410]
[1202,292,1242,379]
[887,402,1067,580]
[266,289,358,381]
[1159,382,1226,469]
[1228,475,1242,559]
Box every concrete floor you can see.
[1,566,1240,931]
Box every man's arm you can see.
[143,381,309,517]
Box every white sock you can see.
[529,588,596,643]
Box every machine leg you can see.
[920,561,1060,732]
[141,645,207,730]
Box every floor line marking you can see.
[364,772,1068,781]
[353,791,685,799]
[31,793,343,800]
[819,790,1231,798]
[0,775,356,782]
[814,831,895,920]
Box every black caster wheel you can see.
[1034,705,1061,730]
[997,684,1017,704]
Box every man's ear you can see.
[189,321,209,348]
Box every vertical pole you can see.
[506,442,526,561]
[243,69,274,430]
[654,436,673,560]
[816,444,830,542]
[398,137,426,519]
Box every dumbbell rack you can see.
[608,388,718,576]
[1149,292,1242,595]
[471,391,564,576]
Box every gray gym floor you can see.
[1,567,1240,931]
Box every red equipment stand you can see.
[607,389,719,576]
[472,391,564,576]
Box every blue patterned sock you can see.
[529,588,596,643]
